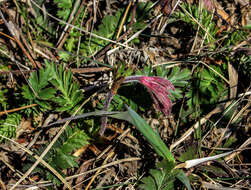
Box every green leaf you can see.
[126,106,175,162]
[29,72,39,93]
[168,67,190,87]
[39,88,57,100]
[22,85,34,100]
[54,149,78,169]
[0,87,7,109]
[176,170,192,190]
[48,127,90,170]
[0,113,21,142]
[47,62,84,114]
[178,145,197,162]
[139,160,176,190]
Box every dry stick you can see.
[107,13,163,56]
[159,0,182,34]
[114,0,132,48]
[190,0,202,53]
[191,0,212,54]
[66,157,141,180]
[30,0,134,50]
[0,45,38,97]
[200,95,247,146]
[197,7,216,55]
[95,3,136,60]
[85,128,131,189]
[170,105,224,151]
[0,48,32,70]
[208,92,251,156]
[85,151,115,190]
[209,109,237,156]
[0,104,37,116]
[70,67,112,73]
[76,6,88,62]
[57,0,85,49]
[1,155,28,180]
[225,137,251,162]
[178,4,216,43]
[0,31,15,41]
[199,61,229,84]
[10,91,99,190]
[0,8,41,69]
[0,134,70,190]
[57,0,81,47]
[0,67,111,76]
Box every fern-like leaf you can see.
[49,127,90,170]
[48,62,84,113]
[22,63,56,110]
[139,160,177,190]
[139,160,192,190]
[0,113,21,142]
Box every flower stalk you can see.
[100,75,175,135]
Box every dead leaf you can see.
[228,62,238,99]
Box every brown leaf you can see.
[228,62,238,99]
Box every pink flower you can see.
[123,76,175,116]
[100,75,175,135]
[202,0,215,12]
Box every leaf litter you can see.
[0,0,250,189]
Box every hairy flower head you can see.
[100,75,175,135]
[123,76,175,116]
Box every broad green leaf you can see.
[176,170,192,190]
[126,106,175,162]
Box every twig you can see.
[114,0,132,48]
[66,157,141,180]
[56,0,81,47]
[30,0,134,50]
[95,3,137,60]
[107,13,163,56]
[0,104,37,116]
[57,0,85,49]
[0,134,71,190]
[170,105,224,151]
[0,9,41,69]
[0,67,111,75]
[8,100,94,190]
[85,151,115,190]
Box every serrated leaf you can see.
[62,129,89,153]
[38,69,50,89]
[22,85,34,100]
[139,160,176,190]
[39,88,56,100]
[168,67,190,86]
[0,113,21,142]
[35,99,52,110]
[54,149,78,169]
[58,51,71,61]
[178,145,197,162]
[29,72,39,92]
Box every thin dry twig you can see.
[0,10,41,69]
[0,104,37,116]
[0,134,70,190]
[66,157,141,181]
[9,91,99,190]
[30,0,134,50]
